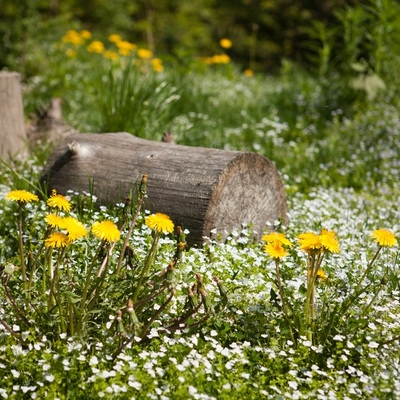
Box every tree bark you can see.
[41,133,288,246]
[0,72,28,161]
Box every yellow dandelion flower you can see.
[45,213,65,228]
[145,213,174,234]
[108,34,122,43]
[151,58,164,72]
[5,190,39,204]
[62,217,88,241]
[116,40,137,56]
[137,48,153,59]
[297,232,322,252]
[80,30,92,39]
[316,269,328,282]
[262,231,292,247]
[370,229,397,247]
[219,38,232,49]
[45,232,69,248]
[264,241,289,260]
[244,69,254,77]
[62,30,83,45]
[87,41,105,54]
[319,228,340,253]
[211,54,230,64]
[47,190,71,212]
[92,220,121,242]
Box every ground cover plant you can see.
[1,2,400,397]
[1,157,399,399]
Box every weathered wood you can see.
[0,72,28,160]
[40,133,288,245]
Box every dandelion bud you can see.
[177,226,186,244]
[166,261,175,283]
[174,241,186,261]
[127,300,141,329]
[200,288,213,313]
[139,174,147,194]
[116,309,126,334]
[122,196,131,215]
[195,273,203,287]
[213,276,228,299]
[188,285,198,309]
[192,282,198,295]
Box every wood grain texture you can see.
[0,72,27,160]
[41,133,288,245]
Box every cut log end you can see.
[40,133,288,246]
[204,152,288,241]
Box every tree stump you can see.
[40,133,288,245]
[0,72,28,160]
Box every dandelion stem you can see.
[79,242,104,311]
[2,276,31,327]
[354,245,382,294]
[274,259,295,343]
[132,233,160,304]
[304,251,325,342]
[116,177,147,277]
[359,283,384,321]
[139,289,175,339]
[17,204,27,290]
[0,316,22,341]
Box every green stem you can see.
[116,188,146,277]
[0,316,22,341]
[274,258,295,343]
[66,264,74,336]
[354,246,382,294]
[30,227,52,293]
[304,251,325,342]
[358,283,384,321]
[87,256,110,313]
[55,248,66,333]
[79,242,104,310]
[132,233,160,304]
[2,277,31,327]
[48,247,65,316]
[139,289,174,340]
[46,248,54,309]
[18,204,27,290]
[76,242,105,333]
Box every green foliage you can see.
[93,62,180,138]
[0,184,226,348]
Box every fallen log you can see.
[40,133,288,245]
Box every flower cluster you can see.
[297,228,340,254]
[60,29,164,72]
[44,190,87,248]
[261,226,397,345]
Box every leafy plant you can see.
[0,178,227,346]
[262,227,398,354]
[93,60,180,138]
